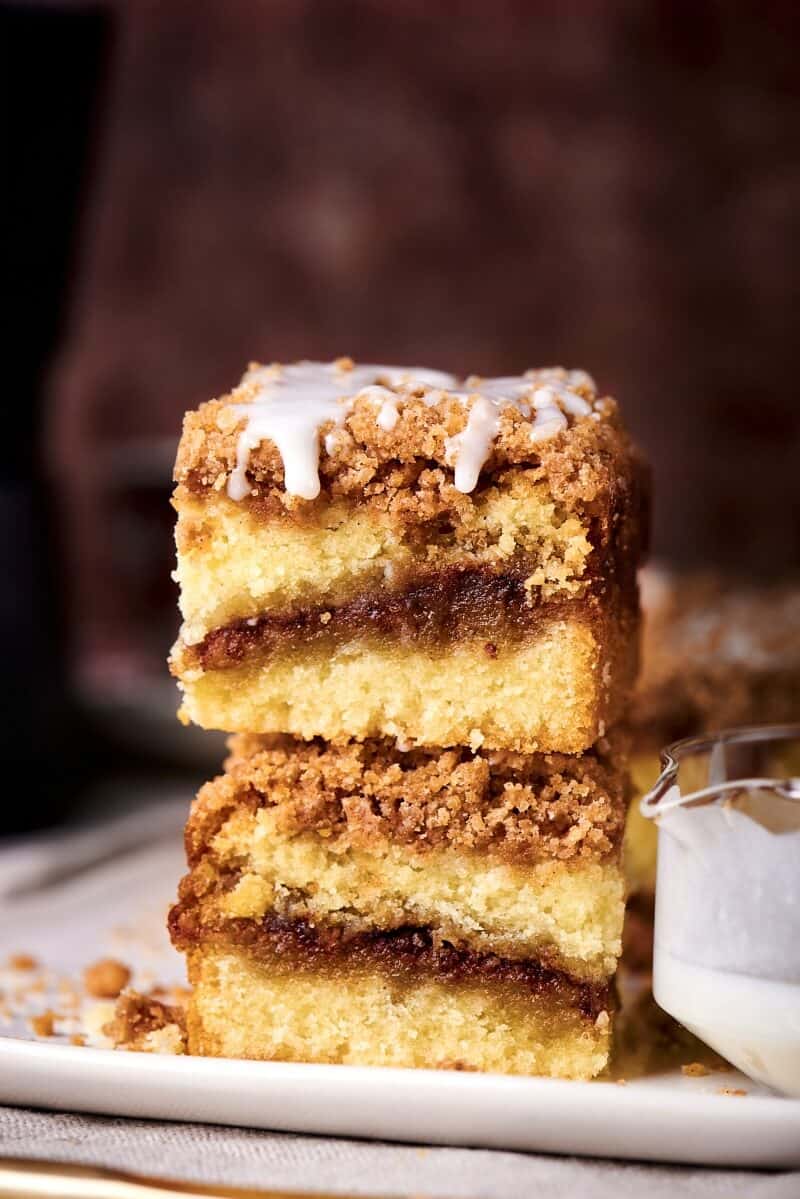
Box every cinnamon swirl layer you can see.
[181,567,625,672]
[170,911,608,1017]
[173,596,637,753]
[173,473,619,648]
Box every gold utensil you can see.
[0,1158,375,1199]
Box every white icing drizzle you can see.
[444,396,501,493]
[359,385,401,432]
[377,396,400,432]
[224,360,598,500]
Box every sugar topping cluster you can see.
[225,358,599,501]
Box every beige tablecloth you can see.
[2,1107,799,1198]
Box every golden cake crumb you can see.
[718,1087,747,1097]
[682,1061,710,1077]
[8,954,38,972]
[83,958,132,999]
[104,989,188,1054]
[29,1010,57,1037]
[83,1001,117,1041]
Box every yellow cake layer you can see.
[186,948,610,1078]
[215,819,624,982]
[174,479,592,645]
[177,622,616,753]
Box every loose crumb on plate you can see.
[718,1087,748,1097]
[682,1062,711,1078]
[83,1001,118,1042]
[28,1010,58,1037]
[83,958,132,999]
[8,954,38,972]
[102,989,188,1055]
[1,943,193,1055]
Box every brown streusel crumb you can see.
[682,1062,710,1078]
[104,989,188,1054]
[173,368,639,524]
[29,1010,57,1037]
[83,958,132,999]
[180,732,629,868]
[8,954,38,972]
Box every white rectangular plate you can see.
[2,1036,800,1169]
[1,808,798,1169]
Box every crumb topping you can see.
[219,360,601,502]
[174,359,636,516]
[182,733,628,866]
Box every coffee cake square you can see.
[169,733,627,1076]
[170,360,647,753]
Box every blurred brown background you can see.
[4,0,799,816]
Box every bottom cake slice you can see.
[169,734,627,1077]
[181,938,611,1077]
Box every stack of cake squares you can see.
[168,359,648,1078]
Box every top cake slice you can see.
[171,359,648,752]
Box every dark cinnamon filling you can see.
[184,564,636,672]
[168,902,610,1020]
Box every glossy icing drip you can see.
[225,360,597,500]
